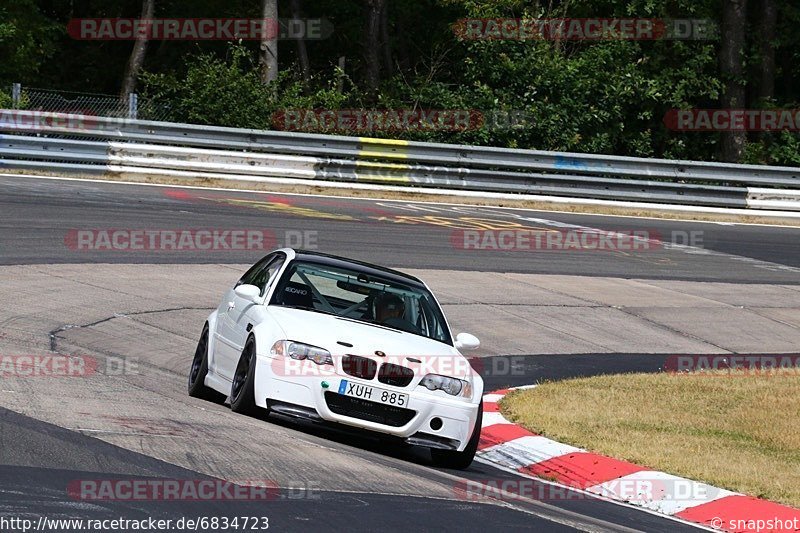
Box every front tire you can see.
[230,337,259,416]
[188,325,215,400]
[431,401,483,470]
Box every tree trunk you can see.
[364,0,385,93]
[380,1,393,76]
[289,0,310,83]
[756,0,777,103]
[337,56,346,94]
[260,0,279,84]
[719,0,748,162]
[120,0,155,99]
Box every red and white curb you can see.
[478,387,800,533]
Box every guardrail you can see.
[1,110,799,211]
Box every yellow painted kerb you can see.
[356,137,411,181]
[355,174,411,183]
[358,137,410,146]
[358,137,410,160]
[355,160,409,171]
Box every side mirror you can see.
[455,332,480,351]
[234,284,262,304]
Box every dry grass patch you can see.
[501,370,800,508]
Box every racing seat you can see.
[279,281,314,308]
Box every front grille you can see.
[378,363,414,387]
[341,355,377,380]
[325,392,416,427]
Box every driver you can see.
[375,293,418,333]
[376,293,404,322]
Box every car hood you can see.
[266,306,458,358]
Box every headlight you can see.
[271,340,333,366]
[419,374,472,397]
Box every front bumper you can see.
[254,355,481,452]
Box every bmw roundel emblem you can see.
[375,351,386,357]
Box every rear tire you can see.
[188,325,215,400]
[431,401,483,470]
[230,337,258,416]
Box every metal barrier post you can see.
[12,83,21,109]
[128,93,138,120]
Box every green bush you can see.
[140,44,360,130]
[138,38,793,167]
[742,133,800,166]
[0,88,11,109]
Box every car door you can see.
[213,254,285,380]
[212,254,274,380]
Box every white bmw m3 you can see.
[189,249,484,469]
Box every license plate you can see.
[338,379,409,407]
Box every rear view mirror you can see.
[336,280,372,295]
[234,284,261,304]
[455,332,480,351]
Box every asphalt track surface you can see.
[2,407,570,531]
[2,174,798,532]
[1,408,572,532]
[1,175,799,282]
[0,358,702,533]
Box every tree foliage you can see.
[1,0,799,164]
[0,0,62,83]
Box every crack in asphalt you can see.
[48,306,214,352]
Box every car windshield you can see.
[270,260,452,345]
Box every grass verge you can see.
[501,370,800,508]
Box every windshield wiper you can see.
[339,316,401,332]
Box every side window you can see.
[252,256,285,296]
[417,297,446,342]
[237,254,276,287]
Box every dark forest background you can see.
[2,0,799,164]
